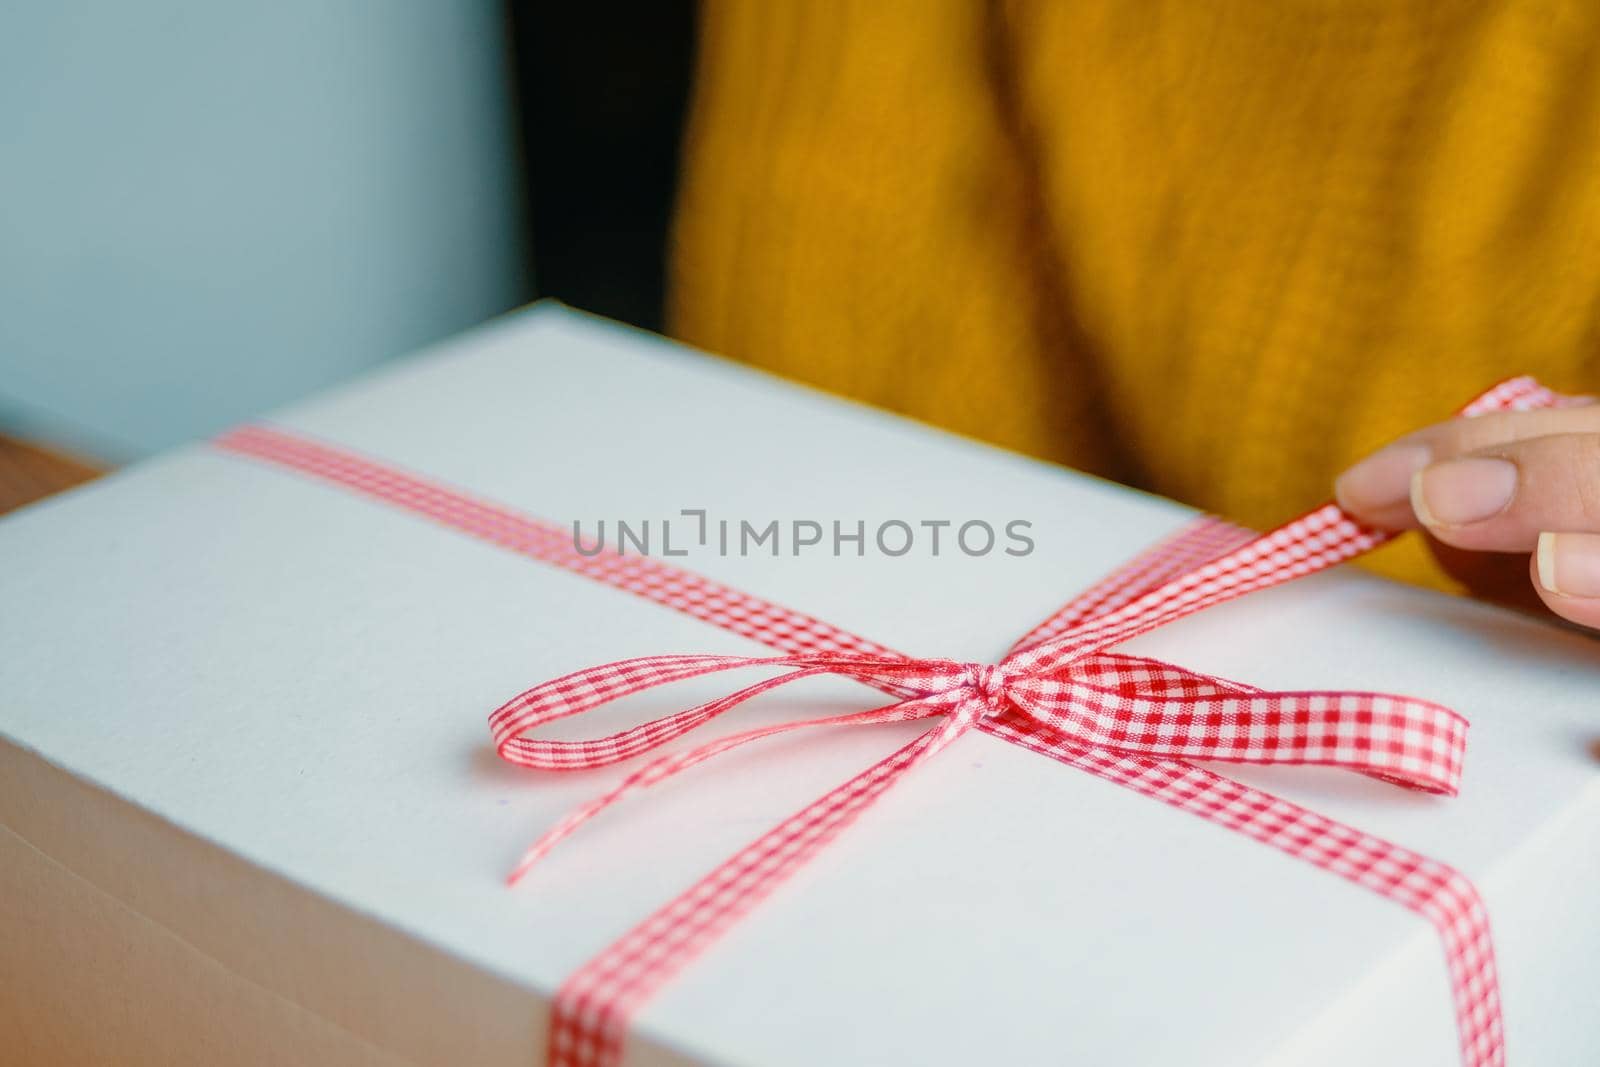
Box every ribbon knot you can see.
[960,662,1013,714]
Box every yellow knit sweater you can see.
[669,1,1600,587]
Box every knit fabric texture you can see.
[670,1,1600,587]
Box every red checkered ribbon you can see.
[216,376,1569,1067]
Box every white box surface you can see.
[3,305,1598,1066]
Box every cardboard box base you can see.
[1,740,550,1067]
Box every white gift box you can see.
[3,304,1598,1067]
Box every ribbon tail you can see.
[980,716,1503,1067]
[548,696,992,1067]
[507,692,958,885]
[1007,376,1573,678]
[1007,517,1258,656]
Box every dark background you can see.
[510,1,696,333]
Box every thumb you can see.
[1532,533,1600,631]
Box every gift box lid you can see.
[3,304,1598,1066]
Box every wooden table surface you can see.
[0,433,103,517]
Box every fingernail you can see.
[1336,443,1433,512]
[1536,532,1600,598]
[1411,457,1518,526]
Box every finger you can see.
[1335,402,1600,529]
[1410,432,1600,552]
[1531,533,1600,631]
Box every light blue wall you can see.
[0,2,527,461]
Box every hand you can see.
[1334,400,1600,631]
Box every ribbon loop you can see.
[490,651,979,774]
[1008,669,1467,794]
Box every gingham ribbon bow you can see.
[488,507,1470,1061]
[218,376,1573,1067]
[490,523,1472,878]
